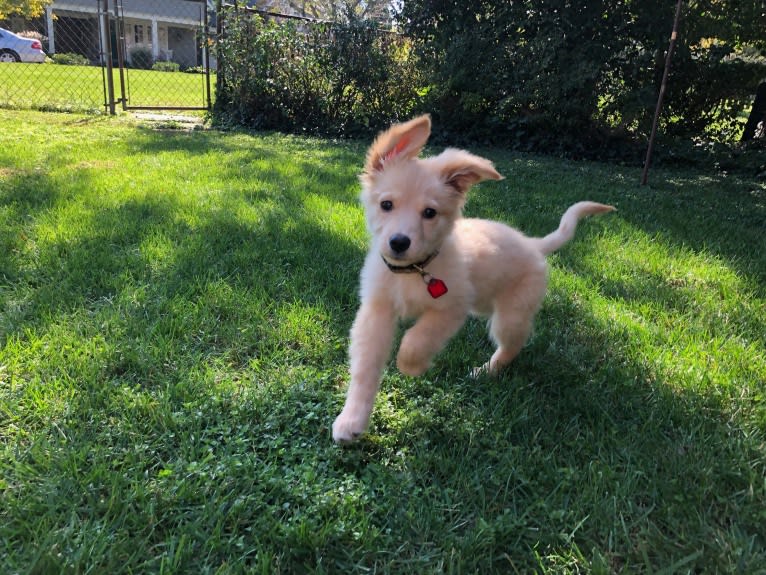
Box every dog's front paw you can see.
[332,409,369,444]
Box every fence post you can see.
[215,0,224,102]
[101,0,116,114]
[205,1,212,110]
[114,0,128,110]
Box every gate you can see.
[105,0,212,112]
[0,0,212,114]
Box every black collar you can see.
[382,251,439,274]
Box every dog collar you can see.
[381,251,448,299]
[381,251,440,274]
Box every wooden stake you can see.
[641,0,683,186]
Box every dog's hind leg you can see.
[473,318,533,377]
[333,301,397,443]
[474,275,547,377]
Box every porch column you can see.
[98,6,109,64]
[151,19,159,60]
[46,6,55,54]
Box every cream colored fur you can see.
[332,115,615,443]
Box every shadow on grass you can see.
[474,154,766,290]
[0,131,366,377]
[129,125,367,208]
[3,125,764,573]
[329,272,765,572]
[318,166,765,570]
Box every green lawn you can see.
[1,109,764,573]
[0,63,213,112]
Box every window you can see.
[134,24,145,44]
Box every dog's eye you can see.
[422,207,437,219]
[380,200,393,212]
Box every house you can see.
[45,0,212,68]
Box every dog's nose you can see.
[389,234,411,254]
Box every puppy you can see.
[332,115,614,443]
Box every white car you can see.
[0,27,46,63]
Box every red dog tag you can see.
[427,278,448,298]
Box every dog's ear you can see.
[364,115,432,176]
[435,149,504,194]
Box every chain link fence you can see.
[0,0,214,114]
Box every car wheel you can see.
[0,50,21,63]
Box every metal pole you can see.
[115,0,128,110]
[641,0,683,186]
[204,0,212,110]
[102,0,116,114]
[216,0,224,100]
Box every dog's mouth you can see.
[381,252,409,263]
[381,251,425,267]
[381,250,440,273]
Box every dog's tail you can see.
[533,201,616,255]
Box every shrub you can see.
[129,45,153,69]
[52,52,89,66]
[152,61,180,72]
[400,0,766,154]
[19,30,47,51]
[18,30,44,41]
[214,7,423,137]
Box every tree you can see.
[0,0,51,20]
[742,82,766,141]
[256,0,392,23]
[398,0,638,144]
[398,0,766,150]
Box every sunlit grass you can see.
[1,109,765,573]
[0,63,213,112]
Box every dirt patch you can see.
[131,112,207,131]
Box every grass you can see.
[1,109,765,574]
[0,63,213,113]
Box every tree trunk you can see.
[741,82,766,141]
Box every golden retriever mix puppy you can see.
[332,115,614,443]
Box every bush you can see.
[19,30,47,52]
[400,0,766,155]
[52,52,89,66]
[152,61,180,72]
[129,45,153,69]
[214,8,423,137]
